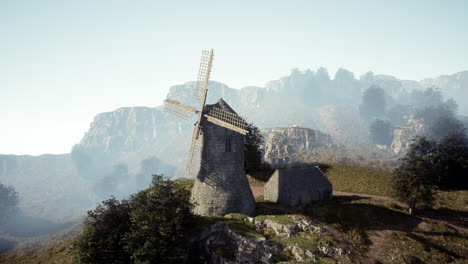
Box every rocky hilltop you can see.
[262,127,334,168]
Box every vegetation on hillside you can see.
[393,131,468,214]
[74,174,194,264]
[393,136,436,214]
[359,85,386,121]
[244,122,265,173]
[0,183,18,224]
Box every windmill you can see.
[164,49,255,216]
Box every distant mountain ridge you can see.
[1,68,467,222]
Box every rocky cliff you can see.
[262,127,333,167]
[78,106,191,175]
[391,115,428,154]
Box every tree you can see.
[244,122,264,173]
[0,183,18,224]
[74,198,132,264]
[433,132,468,189]
[410,87,443,109]
[429,115,464,141]
[393,137,436,214]
[124,175,193,263]
[369,119,394,146]
[74,175,194,264]
[359,85,386,121]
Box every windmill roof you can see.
[204,98,239,115]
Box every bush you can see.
[74,175,194,264]
[74,198,131,264]
[124,175,193,263]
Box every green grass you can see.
[378,226,468,264]
[173,179,195,190]
[0,237,76,264]
[254,214,305,225]
[323,163,394,197]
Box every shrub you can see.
[124,175,193,263]
[74,198,131,264]
[74,175,194,264]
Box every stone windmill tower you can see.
[164,50,255,216]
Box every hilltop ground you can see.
[0,163,466,263]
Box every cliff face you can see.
[78,106,192,175]
[262,127,333,167]
[390,116,428,154]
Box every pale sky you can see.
[1,0,467,155]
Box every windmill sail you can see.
[195,50,214,107]
[205,107,248,135]
[186,125,202,173]
[187,49,214,173]
[163,99,197,120]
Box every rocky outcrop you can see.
[391,115,428,154]
[192,217,346,263]
[198,221,279,263]
[254,218,327,238]
[262,127,333,167]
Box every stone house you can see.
[264,167,332,206]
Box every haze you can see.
[2,0,468,155]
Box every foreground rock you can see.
[189,216,349,263]
[195,221,280,263]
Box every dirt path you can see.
[333,191,468,234]
[333,191,407,207]
[251,185,467,233]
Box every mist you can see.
[1,67,467,251]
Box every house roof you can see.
[275,167,332,189]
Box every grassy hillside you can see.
[324,163,394,197]
[1,164,466,263]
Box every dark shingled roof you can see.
[203,98,239,115]
[276,167,331,189]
